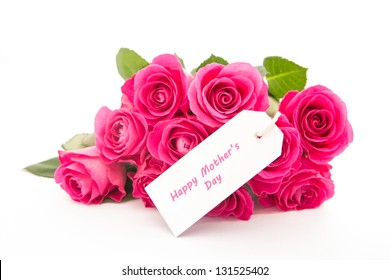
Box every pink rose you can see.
[207,186,254,220]
[128,153,168,207]
[188,62,269,128]
[120,94,134,111]
[95,106,148,164]
[147,117,210,165]
[54,147,127,204]
[121,54,192,125]
[259,158,334,211]
[279,85,353,163]
[248,114,302,195]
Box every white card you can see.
[145,110,283,237]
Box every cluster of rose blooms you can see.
[54,54,353,221]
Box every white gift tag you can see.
[145,110,283,237]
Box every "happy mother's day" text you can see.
[170,143,240,202]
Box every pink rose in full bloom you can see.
[207,186,254,220]
[121,54,192,125]
[188,62,269,128]
[54,147,127,204]
[248,114,302,196]
[259,158,334,211]
[147,117,210,165]
[279,85,353,163]
[95,106,148,164]
[128,152,169,207]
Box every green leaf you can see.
[256,65,268,77]
[192,54,228,74]
[116,48,149,80]
[118,177,135,202]
[174,53,185,68]
[24,157,60,178]
[266,95,279,118]
[263,56,307,99]
[125,162,137,173]
[61,133,95,151]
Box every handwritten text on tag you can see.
[146,110,283,237]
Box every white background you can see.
[1,0,389,278]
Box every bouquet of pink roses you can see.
[25,49,353,222]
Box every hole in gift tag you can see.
[255,112,281,139]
